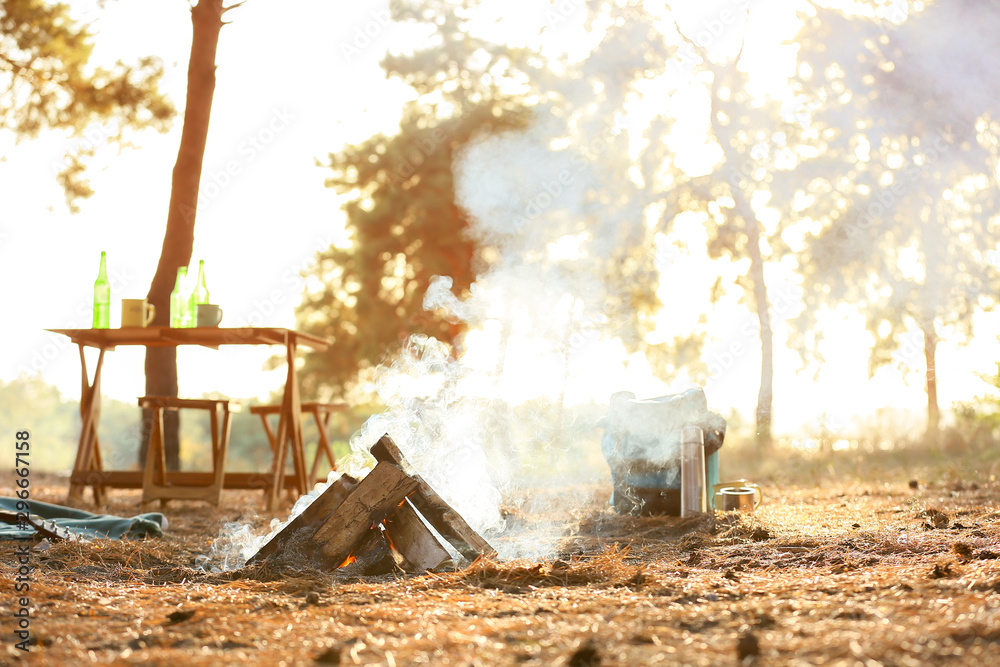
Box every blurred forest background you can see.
[3,0,1000,483]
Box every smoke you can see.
[327,121,666,559]
[884,1,1000,131]
[196,469,347,572]
[197,7,687,571]
[197,117,669,570]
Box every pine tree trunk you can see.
[141,0,225,469]
[923,324,940,443]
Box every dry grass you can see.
[439,544,646,593]
[0,471,998,665]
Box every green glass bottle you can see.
[92,251,110,329]
[189,260,210,328]
[170,267,188,328]
[192,259,210,308]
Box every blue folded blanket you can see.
[0,497,166,541]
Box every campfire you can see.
[247,434,495,575]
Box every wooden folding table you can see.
[47,327,332,510]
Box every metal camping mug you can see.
[712,480,762,512]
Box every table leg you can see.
[267,338,308,510]
[268,384,291,510]
[68,345,107,505]
[90,435,106,506]
[285,339,308,496]
[209,405,220,469]
[257,412,277,456]
[309,407,336,481]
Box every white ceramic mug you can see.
[121,299,155,328]
[196,304,223,327]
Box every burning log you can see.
[247,435,494,575]
[370,435,497,561]
[308,461,418,568]
[383,499,453,572]
[246,473,359,566]
[337,524,397,576]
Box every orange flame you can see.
[338,554,356,568]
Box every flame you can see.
[338,521,394,568]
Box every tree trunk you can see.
[739,195,774,449]
[747,220,773,448]
[923,323,939,443]
[707,63,775,450]
[141,0,225,469]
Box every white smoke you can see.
[196,468,347,572]
[198,6,684,570]
[886,1,1000,129]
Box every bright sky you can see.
[1,0,997,437]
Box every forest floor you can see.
[1,446,999,666]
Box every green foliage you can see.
[0,375,78,471]
[297,0,535,397]
[0,0,174,210]
[0,375,373,475]
[0,375,148,472]
[953,346,1000,443]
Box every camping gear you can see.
[680,425,707,515]
[0,497,165,541]
[713,480,762,512]
[600,388,726,516]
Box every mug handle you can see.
[713,479,749,495]
[214,307,223,326]
[745,483,762,508]
[144,304,156,327]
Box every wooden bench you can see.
[249,402,348,485]
[138,396,239,511]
